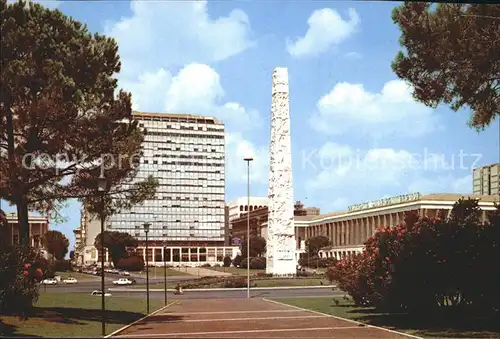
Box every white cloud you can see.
[310,80,441,138]
[121,64,266,185]
[344,51,362,59]
[104,0,254,76]
[225,133,268,184]
[121,64,261,131]
[305,142,471,200]
[121,68,172,112]
[286,8,359,58]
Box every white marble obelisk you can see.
[266,67,297,276]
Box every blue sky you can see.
[3,0,498,250]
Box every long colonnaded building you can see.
[231,193,499,261]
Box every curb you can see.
[104,300,179,338]
[108,285,337,292]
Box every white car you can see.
[42,278,58,285]
[91,290,111,297]
[63,277,78,284]
[113,278,133,285]
[120,271,130,276]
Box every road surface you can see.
[42,275,193,293]
[44,281,341,299]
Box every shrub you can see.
[330,200,500,317]
[53,259,72,272]
[223,255,232,267]
[299,255,336,269]
[232,254,242,267]
[0,245,47,319]
[200,263,211,268]
[222,277,247,288]
[250,257,266,269]
[296,270,313,277]
[116,255,144,271]
[240,257,266,269]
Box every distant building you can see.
[300,193,498,260]
[2,212,49,248]
[227,197,268,222]
[230,201,320,253]
[473,163,499,196]
[107,112,226,246]
[231,193,498,261]
[73,111,233,266]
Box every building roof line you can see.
[294,194,498,225]
[132,111,224,125]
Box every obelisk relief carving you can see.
[266,67,297,276]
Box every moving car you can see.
[41,278,58,285]
[112,278,133,285]
[91,290,111,297]
[62,277,78,284]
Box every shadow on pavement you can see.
[139,314,185,323]
[34,306,146,325]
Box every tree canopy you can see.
[41,230,69,260]
[94,231,138,267]
[0,0,158,246]
[328,198,500,317]
[306,235,330,256]
[392,3,500,130]
[240,235,267,258]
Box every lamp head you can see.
[143,222,151,233]
[243,157,254,162]
[97,174,107,192]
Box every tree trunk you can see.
[17,197,30,247]
[6,100,30,247]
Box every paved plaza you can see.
[109,298,420,338]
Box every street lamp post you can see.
[163,242,168,306]
[97,174,107,337]
[244,157,253,299]
[143,222,151,314]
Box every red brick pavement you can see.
[111,298,420,339]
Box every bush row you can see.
[299,255,337,268]
[327,200,500,318]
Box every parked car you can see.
[62,277,78,284]
[91,290,111,297]
[113,278,133,285]
[42,278,58,285]
[120,271,130,276]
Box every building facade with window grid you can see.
[106,112,226,245]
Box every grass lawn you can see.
[129,276,329,289]
[275,297,500,338]
[0,292,163,338]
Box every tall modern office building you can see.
[105,112,226,246]
[473,163,499,196]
